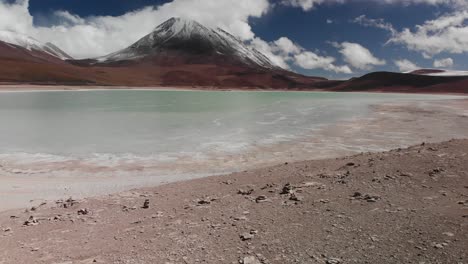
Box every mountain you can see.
[330,71,468,94]
[0,31,72,60]
[94,17,276,69]
[0,19,466,93]
[66,17,324,88]
[409,69,468,77]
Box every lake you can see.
[0,89,466,210]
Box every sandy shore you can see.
[0,84,467,95]
[0,97,467,212]
[0,139,467,263]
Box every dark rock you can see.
[77,208,90,215]
[142,199,150,209]
[280,183,294,195]
[240,232,254,241]
[255,195,268,203]
[238,189,254,195]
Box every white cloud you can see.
[394,59,419,72]
[352,15,396,34]
[281,0,327,11]
[389,11,468,57]
[282,0,468,11]
[274,37,302,55]
[251,37,351,73]
[250,37,291,69]
[0,0,270,58]
[433,57,454,68]
[294,52,352,73]
[333,42,386,70]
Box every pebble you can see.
[142,199,150,209]
[255,196,268,203]
[238,189,254,195]
[242,256,261,264]
[240,233,254,241]
[78,208,90,215]
[326,258,342,264]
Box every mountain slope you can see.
[331,72,468,93]
[410,69,468,77]
[0,31,72,60]
[94,18,277,69]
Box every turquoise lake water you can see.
[0,90,461,162]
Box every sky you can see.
[0,0,467,79]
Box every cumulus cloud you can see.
[394,59,419,72]
[282,0,468,11]
[332,42,386,70]
[353,11,468,58]
[251,37,352,73]
[294,52,352,73]
[389,11,468,57]
[0,0,270,58]
[433,57,454,68]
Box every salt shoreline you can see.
[0,97,467,212]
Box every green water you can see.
[0,90,460,162]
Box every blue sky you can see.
[2,0,467,79]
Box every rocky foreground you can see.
[0,140,467,264]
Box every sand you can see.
[0,139,467,263]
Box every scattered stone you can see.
[238,189,254,195]
[280,183,294,194]
[77,208,90,215]
[56,197,78,208]
[122,205,137,212]
[346,162,355,167]
[255,195,268,203]
[352,192,381,202]
[400,172,413,177]
[3,227,11,232]
[289,193,303,202]
[142,199,150,209]
[261,183,275,190]
[442,232,454,237]
[23,216,39,226]
[197,197,217,205]
[240,232,254,241]
[242,256,261,264]
[433,243,447,249]
[326,257,341,264]
[363,194,381,202]
[233,216,248,221]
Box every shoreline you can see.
[1,139,467,263]
[0,97,467,212]
[0,84,467,96]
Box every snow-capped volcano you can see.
[0,31,72,60]
[97,17,277,69]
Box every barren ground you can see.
[0,139,467,264]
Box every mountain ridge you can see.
[93,17,277,69]
[0,18,466,93]
[0,31,72,60]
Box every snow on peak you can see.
[0,30,72,60]
[97,17,278,69]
